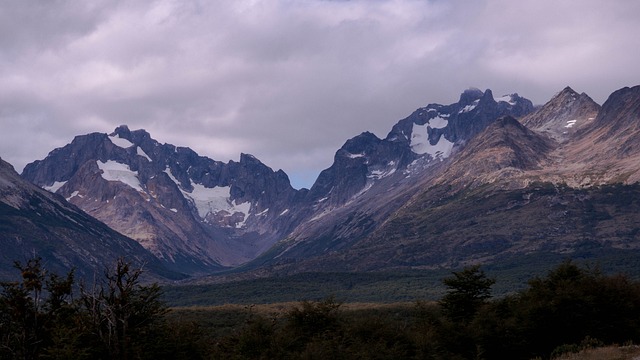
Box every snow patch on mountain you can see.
[497,94,517,105]
[460,100,479,113]
[428,116,448,128]
[97,160,143,192]
[410,123,454,159]
[137,147,152,161]
[565,120,577,128]
[164,167,251,227]
[44,181,67,193]
[185,183,251,227]
[109,134,134,148]
[367,167,397,180]
[188,184,231,217]
[66,190,80,201]
[164,168,182,189]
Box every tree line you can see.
[2,259,640,359]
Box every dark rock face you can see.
[569,85,640,164]
[386,88,534,147]
[307,132,414,206]
[0,157,178,281]
[592,85,640,137]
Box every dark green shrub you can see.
[439,265,495,324]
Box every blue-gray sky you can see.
[1,0,639,189]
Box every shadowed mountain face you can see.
[0,157,179,281]
[15,85,640,280]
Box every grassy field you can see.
[166,301,418,338]
[161,250,640,307]
[161,270,449,307]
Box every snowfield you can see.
[97,160,143,192]
[165,167,251,227]
[410,122,454,159]
[109,134,134,148]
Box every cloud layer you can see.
[1,0,639,188]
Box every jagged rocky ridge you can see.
[306,88,534,206]
[22,126,305,274]
[17,85,640,278]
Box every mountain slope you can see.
[434,116,557,191]
[518,85,640,187]
[563,85,640,184]
[521,86,600,142]
[0,157,177,281]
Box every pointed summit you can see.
[481,88,494,102]
[521,86,600,142]
[459,87,484,105]
[559,85,578,96]
[111,124,131,137]
[496,93,535,117]
[108,125,155,147]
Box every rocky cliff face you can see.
[0,157,176,281]
[22,126,304,274]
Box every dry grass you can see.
[551,345,640,360]
[170,302,297,317]
[171,301,416,316]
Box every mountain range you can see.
[4,85,640,282]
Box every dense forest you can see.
[2,259,640,359]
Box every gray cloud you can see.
[1,0,639,188]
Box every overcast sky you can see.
[1,0,639,189]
